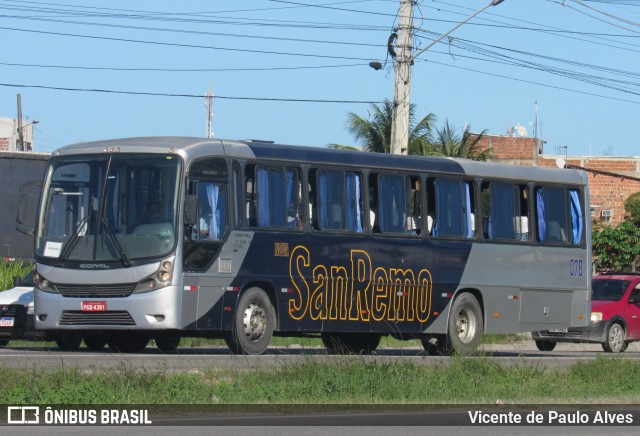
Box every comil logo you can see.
[7,406,40,424]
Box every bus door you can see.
[182,158,229,330]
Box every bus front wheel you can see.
[225,287,275,355]
[155,333,181,353]
[55,331,83,351]
[446,293,483,356]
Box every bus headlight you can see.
[34,272,59,294]
[133,256,174,293]
[591,312,603,323]
[157,271,171,282]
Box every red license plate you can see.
[82,301,107,312]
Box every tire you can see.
[0,339,9,347]
[106,333,150,353]
[55,331,83,351]
[446,293,483,356]
[321,333,381,354]
[421,335,448,356]
[83,334,107,350]
[535,340,557,352]
[155,333,181,353]
[225,287,275,355]
[602,322,627,353]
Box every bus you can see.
[32,137,591,354]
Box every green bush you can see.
[0,260,31,291]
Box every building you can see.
[476,134,640,226]
[0,117,37,152]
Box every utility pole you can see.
[388,0,506,155]
[390,0,414,155]
[205,86,214,138]
[17,94,24,152]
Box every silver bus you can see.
[32,137,591,354]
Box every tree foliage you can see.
[339,99,436,154]
[624,192,640,225]
[592,221,640,272]
[418,120,492,161]
[336,101,490,161]
[593,194,640,272]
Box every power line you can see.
[0,82,384,104]
[0,60,366,72]
[0,25,376,60]
[0,14,385,48]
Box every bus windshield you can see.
[36,154,181,263]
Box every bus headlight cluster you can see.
[33,271,59,294]
[133,257,174,293]
[157,259,173,284]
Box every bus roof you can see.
[51,136,587,186]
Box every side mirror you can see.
[16,180,42,236]
[184,195,197,226]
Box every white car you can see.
[0,271,48,346]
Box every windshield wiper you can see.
[100,217,133,267]
[56,215,89,267]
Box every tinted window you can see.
[432,179,475,239]
[536,187,583,245]
[592,279,630,301]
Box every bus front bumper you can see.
[34,286,181,331]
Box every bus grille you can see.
[56,283,136,298]
[59,310,135,326]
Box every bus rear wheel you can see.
[321,333,381,354]
[446,293,483,356]
[534,340,557,351]
[421,335,449,356]
[225,287,275,355]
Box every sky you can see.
[0,0,638,157]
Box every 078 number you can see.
[569,258,583,277]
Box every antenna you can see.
[205,86,214,138]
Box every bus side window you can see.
[368,173,379,233]
[431,178,475,239]
[481,182,528,242]
[245,166,257,227]
[248,165,302,230]
[409,176,422,235]
[536,186,580,244]
[426,179,436,235]
[308,171,319,230]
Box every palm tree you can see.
[335,100,436,154]
[423,120,491,161]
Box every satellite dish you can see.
[556,158,566,169]
[516,125,527,137]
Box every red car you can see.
[532,272,640,353]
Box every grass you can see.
[0,260,31,291]
[0,260,617,405]
[1,356,639,405]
